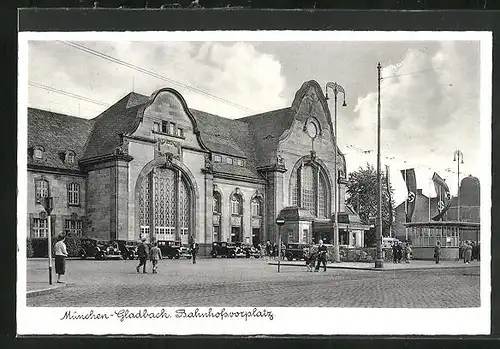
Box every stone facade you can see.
[26,80,368,254]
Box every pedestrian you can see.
[136,238,149,273]
[191,238,198,264]
[54,233,68,283]
[464,241,472,264]
[477,242,481,261]
[315,239,327,272]
[404,242,412,264]
[471,241,478,261]
[463,241,468,263]
[149,242,162,273]
[459,241,464,260]
[396,242,403,263]
[434,240,441,264]
[265,240,271,260]
[392,242,398,263]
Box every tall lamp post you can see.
[374,62,384,269]
[275,217,285,273]
[325,82,347,263]
[453,150,464,221]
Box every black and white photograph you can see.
[17,30,491,335]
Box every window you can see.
[214,155,222,163]
[176,128,184,137]
[289,162,329,218]
[251,199,261,216]
[65,219,82,236]
[302,229,309,243]
[213,192,221,213]
[68,183,80,205]
[67,152,75,164]
[301,165,315,214]
[153,122,160,132]
[169,123,175,135]
[237,159,245,167]
[34,147,43,159]
[226,157,233,165]
[32,218,49,238]
[231,196,242,215]
[161,121,168,133]
[35,179,49,201]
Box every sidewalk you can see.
[26,282,66,297]
[267,259,481,271]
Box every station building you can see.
[27,80,368,255]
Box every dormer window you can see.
[153,122,160,132]
[169,123,175,135]
[161,121,168,133]
[237,159,245,167]
[176,128,184,137]
[214,155,222,163]
[33,146,44,160]
[226,157,233,165]
[65,151,75,164]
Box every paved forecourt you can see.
[26,257,480,308]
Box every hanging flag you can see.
[431,172,452,221]
[385,165,393,226]
[400,168,417,223]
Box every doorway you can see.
[231,226,241,242]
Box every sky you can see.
[25,35,485,206]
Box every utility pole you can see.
[454,150,464,221]
[375,62,384,269]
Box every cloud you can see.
[349,41,480,203]
[27,41,287,119]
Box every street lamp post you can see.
[325,82,347,263]
[453,150,464,221]
[276,217,285,273]
[374,62,384,269]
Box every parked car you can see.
[114,240,139,260]
[157,240,182,259]
[284,243,310,261]
[79,238,122,260]
[179,245,192,259]
[211,241,237,258]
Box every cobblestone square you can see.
[26,258,480,308]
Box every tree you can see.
[346,163,395,245]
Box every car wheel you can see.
[97,253,105,260]
[286,255,293,261]
[80,251,87,260]
[129,254,135,260]
[168,255,173,259]
[212,254,217,258]
[175,254,180,260]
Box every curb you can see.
[27,283,66,298]
[267,262,479,272]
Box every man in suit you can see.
[191,238,199,264]
[136,238,149,273]
[315,239,328,272]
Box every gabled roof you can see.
[237,107,293,168]
[82,92,148,160]
[27,108,95,171]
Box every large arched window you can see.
[138,166,192,244]
[289,161,330,218]
[213,191,221,213]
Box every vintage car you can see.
[79,238,122,260]
[114,239,139,260]
[284,243,310,261]
[157,240,182,259]
[179,246,192,259]
[211,241,237,258]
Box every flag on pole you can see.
[431,172,452,221]
[385,165,393,228]
[401,168,417,223]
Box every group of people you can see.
[136,238,199,274]
[304,239,328,272]
[391,241,412,264]
[459,240,479,264]
[256,241,286,260]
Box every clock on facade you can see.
[306,121,317,139]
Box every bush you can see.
[26,238,34,258]
[64,234,82,257]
